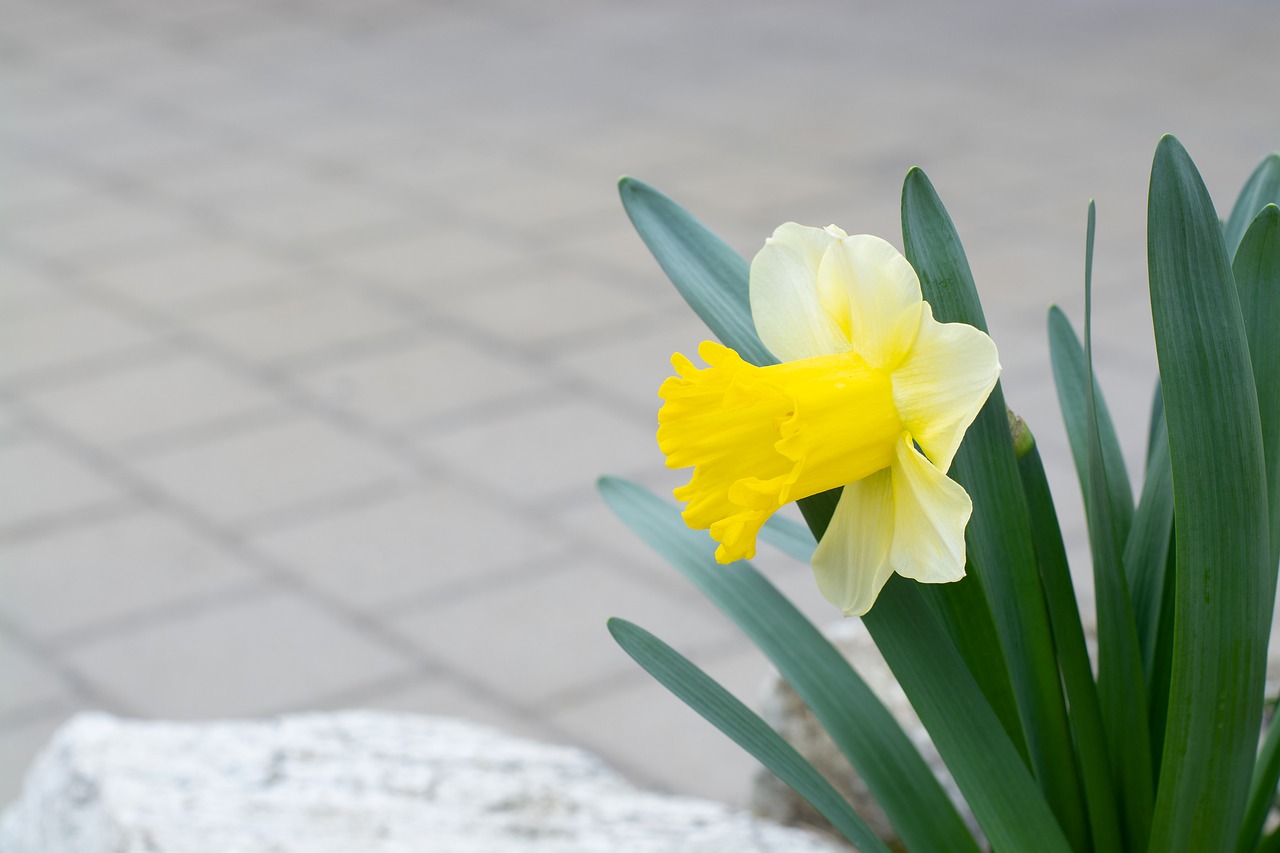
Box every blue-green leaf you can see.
[901,167,1086,850]
[1082,200,1155,850]
[1224,154,1280,259]
[607,618,891,853]
[618,177,775,367]
[600,477,977,852]
[1048,304,1135,543]
[1146,135,1271,852]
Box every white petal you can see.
[816,234,922,370]
[811,470,896,616]
[749,223,851,362]
[892,303,1001,470]
[889,437,971,583]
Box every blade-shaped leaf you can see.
[607,618,891,853]
[1233,204,1280,571]
[759,512,817,562]
[1231,204,1280,853]
[1018,433,1124,853]
[600,477,977,852]
[1082,201,1155,849]
[1049,304,1135,543]
[1224,153,1280,258]
[618,177,775,367]
[1147,135,1270,852]
[901,167,1087,850]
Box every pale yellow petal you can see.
[816,234,922,370]
[811,470,896,616]
[888,436,970,583]
[892,303,1001,470]
[749,223,851,362]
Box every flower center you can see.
[658,340,902,563]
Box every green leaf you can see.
[901,167,1087,850]
[1125,412,1175,685]
[1048,304,1135,543]
[618,177,775,367]
[1146,135,1271,852]
[1224,153,1280,259]
[863,579,1073,853]
[1082,200,1155,849]
[607,618,891,853]
[600,477,977,852]
[1231,204,1280,853]
[1018,433,1124,853]
[1233,204,1280,572]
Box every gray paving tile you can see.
[437,265,667,348]
[550,646,770,805]
[187,287,412,365]
[212,187,414,249]
[389,559,739,708]
[63,591,413,718]
[292,335,548,430]
[132,417,411,526]
[4,198,197,262]
[319,225,530,293]
[22,353,281,451]
[0,441,128,533]
[335,675,546,740]
[0,634,73,717]
[80,239,301,314]
[0,511,263,643]
[418,398,657,503]
[250,483,564,611]
[0,709,80,806]
[0,296,157,382]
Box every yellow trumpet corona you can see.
[657,224,1001,616]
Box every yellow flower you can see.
[658,223,1001,615]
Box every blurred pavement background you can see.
[1,0,1276,807]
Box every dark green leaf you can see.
[618,177,775,367]
[1048,305,1135,543]
[607,618,891,853]
[600,477,977,852]
[1146,135,1271,852]
[1018,434,1124,852]
[758,512,816,562]
[1224,154,1280,258]
[901,167,1087,850]
[1082,200,1155,849]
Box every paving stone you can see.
[212,187,414,249]
[62,591,412,718]
[292,335,547,430]
[318,225,531,294]
[550,646,770,806]
[0,636,73,718]
[390,559,739,707]
[249,483,564,611]
[187,287,411,365]
[418,397,658,503]
[437,265,666,348]
[0,297,157,382]
[132,417,410,526]
[22,354,280,451]
[80,240,300,314]
[0,711,77,806]
[0,511,263,643]
[4,199,197,262]
[335,675,545,740]
[0,442,128,534]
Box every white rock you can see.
[0,711,849,853]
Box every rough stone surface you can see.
[751,620,974,844]
[0,711,849,853]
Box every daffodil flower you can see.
[657,223,1001,615]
